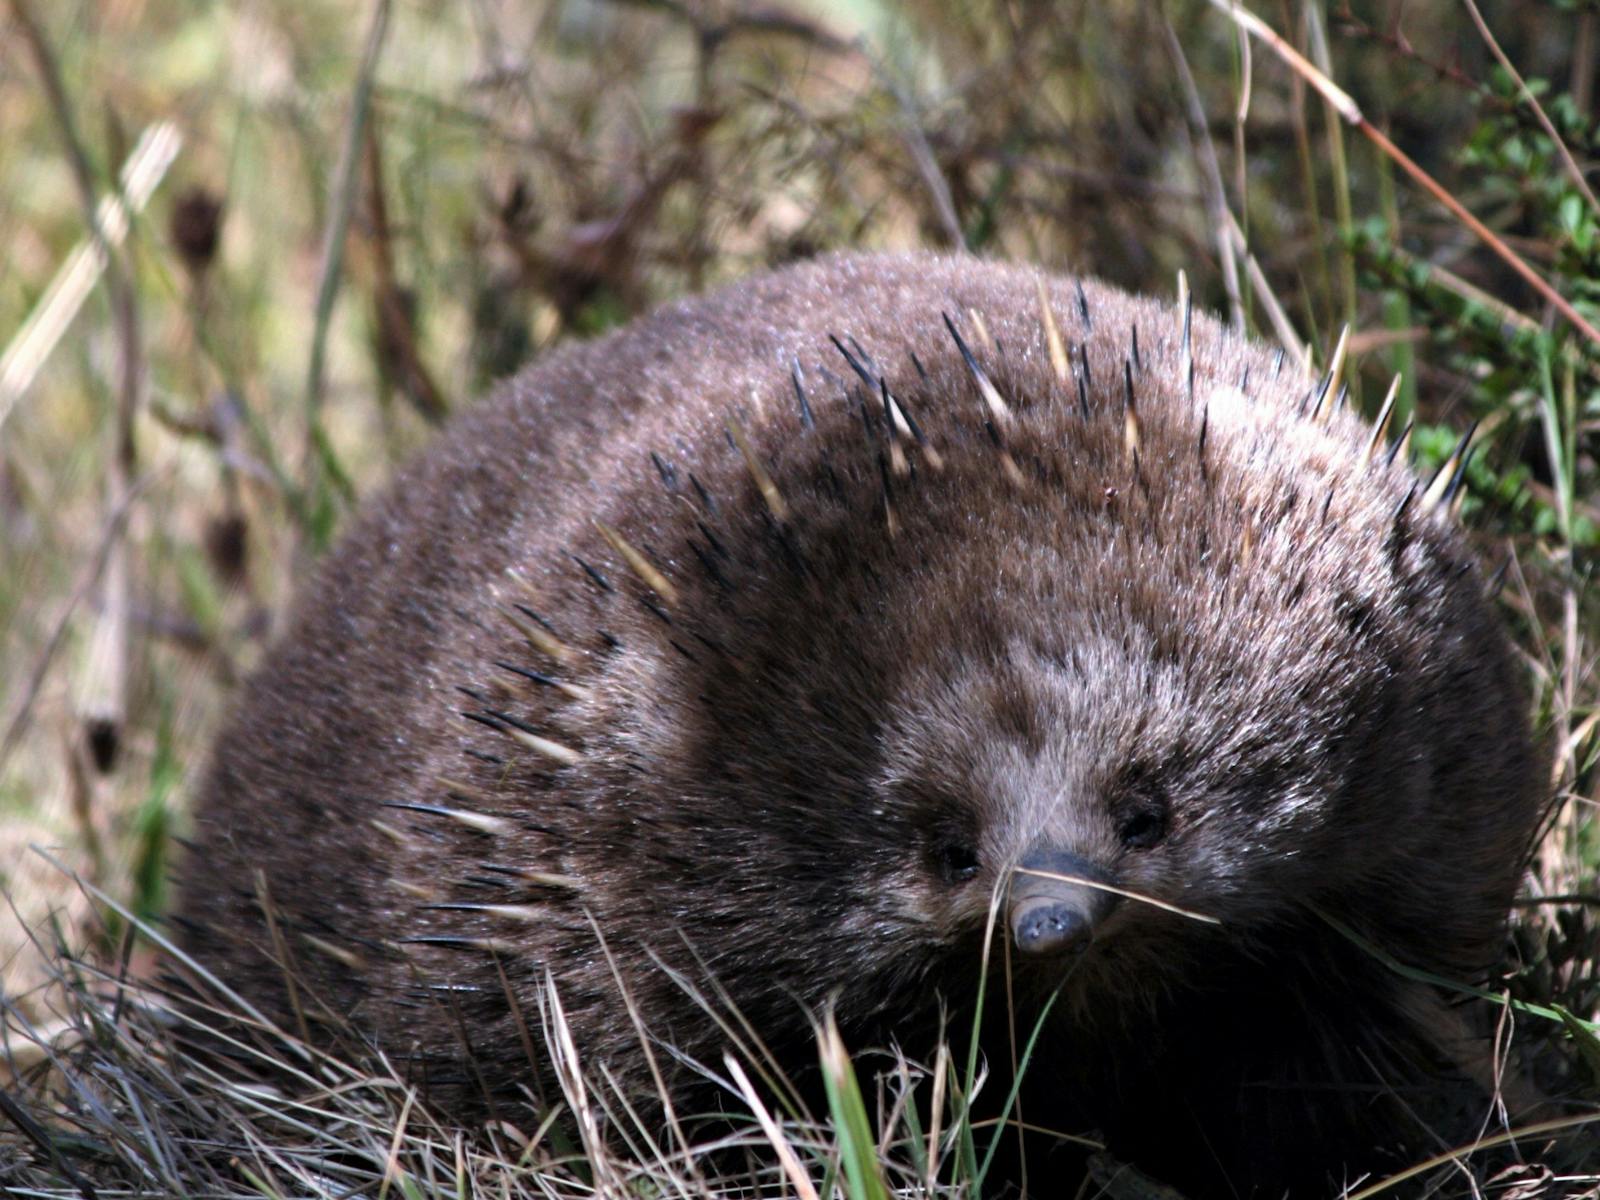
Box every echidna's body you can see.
[179,253,1543,1195]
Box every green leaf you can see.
[1554,1005,1600,1083]
[1558,192,1584,237]
[818,1013,889,1200]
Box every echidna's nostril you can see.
[1011,896,1095,956]
[1008,848,1117,957]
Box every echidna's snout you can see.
[1009,848,1119,957]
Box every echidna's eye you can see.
[1118,807,1167,850]
[937,841,982,885]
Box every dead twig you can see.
[302,0,392,538]
[1164,18,1244,330]
[1206,0,1600,350]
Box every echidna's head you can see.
[863,627,1332,1001]
[873,637,1192,969]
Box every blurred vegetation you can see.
[0,0,1596,1195]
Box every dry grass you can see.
[1,0,1597,1195]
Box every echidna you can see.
[177,252,1545,1195]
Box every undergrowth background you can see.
[0,0,1597,1195]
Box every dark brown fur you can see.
[177,253,1544,1195]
